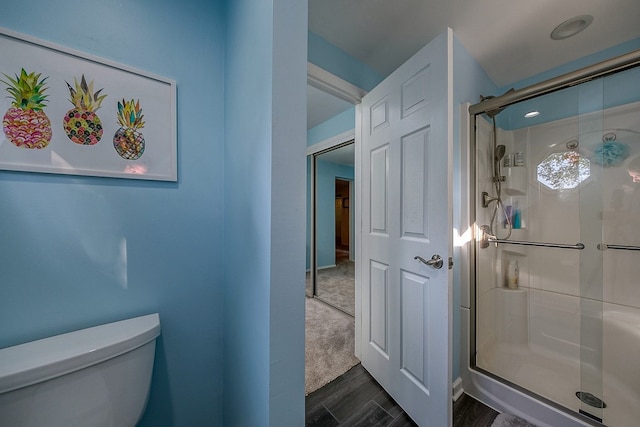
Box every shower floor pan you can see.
[477,342,581,414]
[476,341,638,426]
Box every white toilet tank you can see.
[0,313,161,427]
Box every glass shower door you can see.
[594,66,640,426]
[473,65,640,425]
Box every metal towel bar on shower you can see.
[479,225,585,250]
[488,238,585,250]
[597,243,640,251]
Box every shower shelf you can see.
[503,166,527,195]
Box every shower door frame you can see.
[465,48,640,425]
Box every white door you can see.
[358,29,452,426]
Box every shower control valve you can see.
[481,191,500,208]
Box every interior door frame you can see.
[306,62,365,324]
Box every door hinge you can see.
[448,257,453,269]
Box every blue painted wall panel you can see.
[224,0,273,424]
[224,0,307,425]
[269,1,307,425]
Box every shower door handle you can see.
[414,254,444,269]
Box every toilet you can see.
[0,313,161,427]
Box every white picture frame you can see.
[0,27,177,181]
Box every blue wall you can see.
[306,32,383,147]
[223,1,272,423]
[224,0,307,425]
[0,1,225,426]
[307,107,356,146]
[305,34,379,273]
[312,160,354,269]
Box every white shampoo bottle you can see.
[507,260,519,289]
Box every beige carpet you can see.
[306,256,355,315]
[305,297,360,395]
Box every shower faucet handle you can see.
[414,254,444,269]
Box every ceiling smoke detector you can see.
[551,15,593,40]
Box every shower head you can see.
[495,145,506,161]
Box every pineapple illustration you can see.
[1,68,52,149]
[113,99,145,160]
[63,75,107,145]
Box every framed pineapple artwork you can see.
[0,27,177,181]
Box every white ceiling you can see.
[309,0,640,87]
[307,0,640,131]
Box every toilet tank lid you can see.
[0,313,161,394]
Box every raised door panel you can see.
[401,67,430,119]
[400,269,430,392]
[370,145,389,235]
[401,128,430,241]
[369,260,389,358]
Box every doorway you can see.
[305,71,362,395]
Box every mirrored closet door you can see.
[307,141,355,315]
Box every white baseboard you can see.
[452,377,464,401]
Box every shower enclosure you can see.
[470,52,639,426]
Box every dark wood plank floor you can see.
[453,393,500,427]
[306,364,499,426]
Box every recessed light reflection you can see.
[124,163,148,174]
[524,111,540,118]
